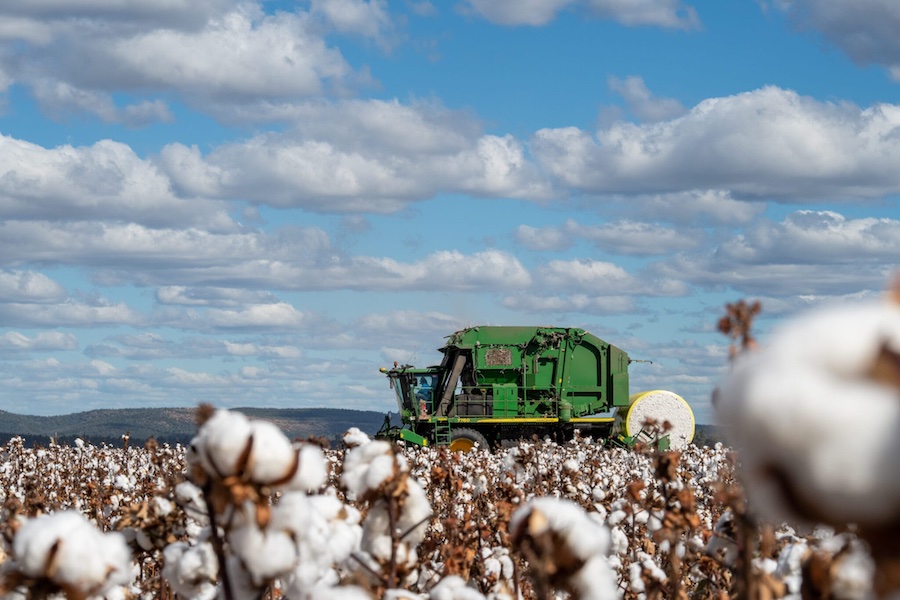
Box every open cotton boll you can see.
[230,520,298,584]
[190,409,253,477]
[244,420,296,484]
[282,444,328,492]
[428,574,488,600]
[509,497,616,598]
[162,541,218,600]
[341,440,398,498]
[343,427,371,448]
[13,510,131,595]
[716,299,900,525]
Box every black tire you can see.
[449,427,490,452]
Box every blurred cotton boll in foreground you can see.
[715,295,900,595]
[716,298,900,525]
[9,510,131,598]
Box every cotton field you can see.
[0,412,882,600]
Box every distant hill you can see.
[0,407,388,448]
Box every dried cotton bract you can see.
[716,299,900,526]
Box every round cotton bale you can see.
[615,390,695,449]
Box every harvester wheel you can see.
[449,428,489,452]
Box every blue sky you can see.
[2,0,900,422]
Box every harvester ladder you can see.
[434,420,452,447]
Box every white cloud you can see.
[160,100,553,210]
[778,0,900,79]
[651,210,900,296]
[0,136,234,229]
[517,219,699,255]
[0,270,66,303]
[515,224,573,252]
[463,0,700,29]
[632,190,764,226]
[0,2,369,121]
[0,219,533,293]
[156,286,280,307]
[0,299,142,328]
[0,331,78,352]
[536,258,688,296]
[309,0,395,48]
[608,75,686,122]
[719,210,900,264]
[532,86,900,201]
[502,293,637,314]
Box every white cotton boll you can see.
[628,562,645,593]
[607,510,627,526]
[114,474,133,491]
[716,299,900,525]
[153,496,174,517]
[310,585,374,600]
[610,527,629,555]
[230,522,298,584]
[174,481,208,522]
[191,409,253,477]
[245,420,296,485]
[384,589,421,600]
[510,497,613,592]
[14,511,131,595]
[344,427,372,447]
[569,556,619,600]
[283,444,327,492]
[342,441,397,497]
[429,575,488,600]
[162,542,218,600]
[483,557,502,579]
[14,511,85,577]
[398,479,433,545]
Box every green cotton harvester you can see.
[377,325,695,451]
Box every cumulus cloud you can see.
[0,298,141,328]
[516,219,699,255]
[0,270,66,303]
[502,293,637,315]
[717,210,900,264]
[532,86,900,201]
[535,258,688,296]
[0,136,233,229]
[651,209,900,296]
[777,0,900,80]
[0,218,532,293]
[156,286,281,307]
[0,2,371,122]
[608,75,686,122]
[159,99,553,211]
[463,0,700,29]
[631,190,764,226]
[309,0,395,48]
[0,331,78,352]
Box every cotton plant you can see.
[716,294,900,596]
[509,497,619,600]
[0,510,132,599]
[340,429,433,590]
[166,406,356,599]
